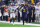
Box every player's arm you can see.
[32,9,33,17]
[14,10,17,13]
[7,7,10,13]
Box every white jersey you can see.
[39,6,40,14]
[8,6,18,18]
[0,12,2,17]
[10,6,16,13]
[35,6,39,14]
[8,6,18,13]
[35,6,40,17]
[0,10,2,17]
[3,12,9,16]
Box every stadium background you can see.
[0,0,40,4]
[0,0,40,27]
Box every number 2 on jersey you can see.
[23,9,25,12]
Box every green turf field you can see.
[0,23,40,27]
[31,22,40,24]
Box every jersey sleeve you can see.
[8,7,11,11]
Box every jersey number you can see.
[23,9,26,12]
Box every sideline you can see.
[0,21,40,26]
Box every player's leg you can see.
[29,14,31,23]
[13,13,15,23]
[36,14,37,22]
[3,12,6,21]
[36,14,39,22]
[6,16,8,21]
[0,15,1,20]
[10,13,12,23]
[0,15,2,21]
[38,14,39,22]
[32,14,35,22]
[6,12,9,21]
[10,18,12,23]
[13,18,15,23]
[0,16,1,20]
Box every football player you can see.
[9,3,17,23]
[3,6,9,21]
[35,3,40,22]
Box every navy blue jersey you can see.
[31,7,35,14]
[22,9,27,18]
[22,5,28,18]
[24,5,28,9]
[28,6,32,14]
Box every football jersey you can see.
[8,6,18,13]
[4,8,9,16]
[4,8,8,12]
[35,6,39,12]
[35,6,40,14]
[0,10,2,17]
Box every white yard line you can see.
[0,21,40,26]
